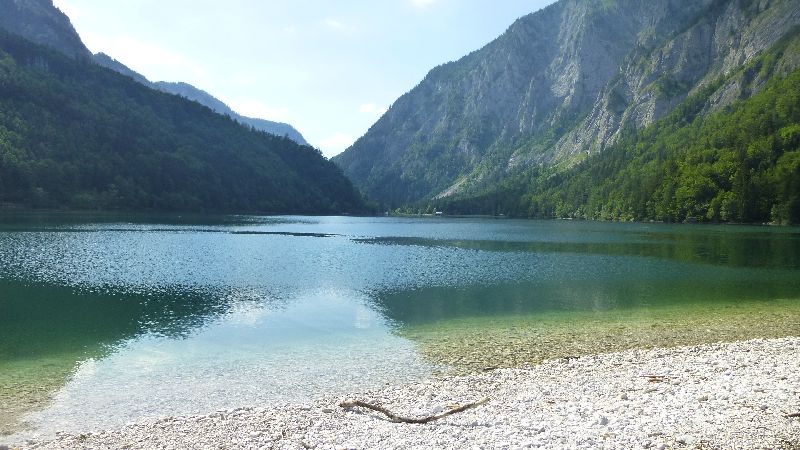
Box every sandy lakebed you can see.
[5,336,800,450]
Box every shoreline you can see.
[10,336,800,450]
[403,297,800,374]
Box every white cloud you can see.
[359,103,388,116]
[224,98,292,122]
[231,74,258,88]
[322,17,359,33]
[410,0,437,8]
[81,33,208,84]
[323,18,346,30]
[320,132,356,153]
[52,0,86,21]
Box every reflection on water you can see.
[355,229,800,269]
[2,281,231,359]
[1,213,799,440]
[372,264,800,325]
[0,280,233,435]
[21,291,428,435]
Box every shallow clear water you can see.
[1,213,799,438]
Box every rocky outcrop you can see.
[0,0,90,59]
[334,0,800,206]
[550,0,800,165]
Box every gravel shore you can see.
[10,337,800,449]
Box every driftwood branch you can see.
[339,397,490,424]
[787,412,800,418]
[640,375,670,383]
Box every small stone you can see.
[598,416,609,426]
[677,435,695,445]
[697,395,709,402]
[620,392,629,400]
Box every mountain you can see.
[439,50,800,224]
[93,53,308,145]
[153,82,308,146]
[0,30,365,213]
[91,51,150,84]
[0,0,89,59]
[0,0,308,146]
[334,0,800,212]
[0,0,346,213]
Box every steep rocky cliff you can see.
[0,0,90,59]
[334,0,800,207]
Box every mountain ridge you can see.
[432,33,800,224]
[334,0,800,208]
[92,53,308,145]
[0,18,364,213]
[0,0,308,146]
[0,0,89,59]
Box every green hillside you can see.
[0,31,366,214]
[435,63,800,224]
[334,0,800,222]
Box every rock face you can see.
[0,0,90,59]
[334,0,800,206]
[91,56,309,146]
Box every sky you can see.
[53,0,557,158]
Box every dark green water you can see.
[1,213,799,438]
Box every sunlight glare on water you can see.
[1,214,799,439]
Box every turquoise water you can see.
[1,214,799,438]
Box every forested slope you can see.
[436,57,800,224]
[0,31,366,214]
[93,53,309,146]
[335,0,800,212]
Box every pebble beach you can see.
[8,337,800,450]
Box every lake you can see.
[2,213,799,439]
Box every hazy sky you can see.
[53,0,557,157]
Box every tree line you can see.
[433,65,800,225]
[0,31,368,215]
